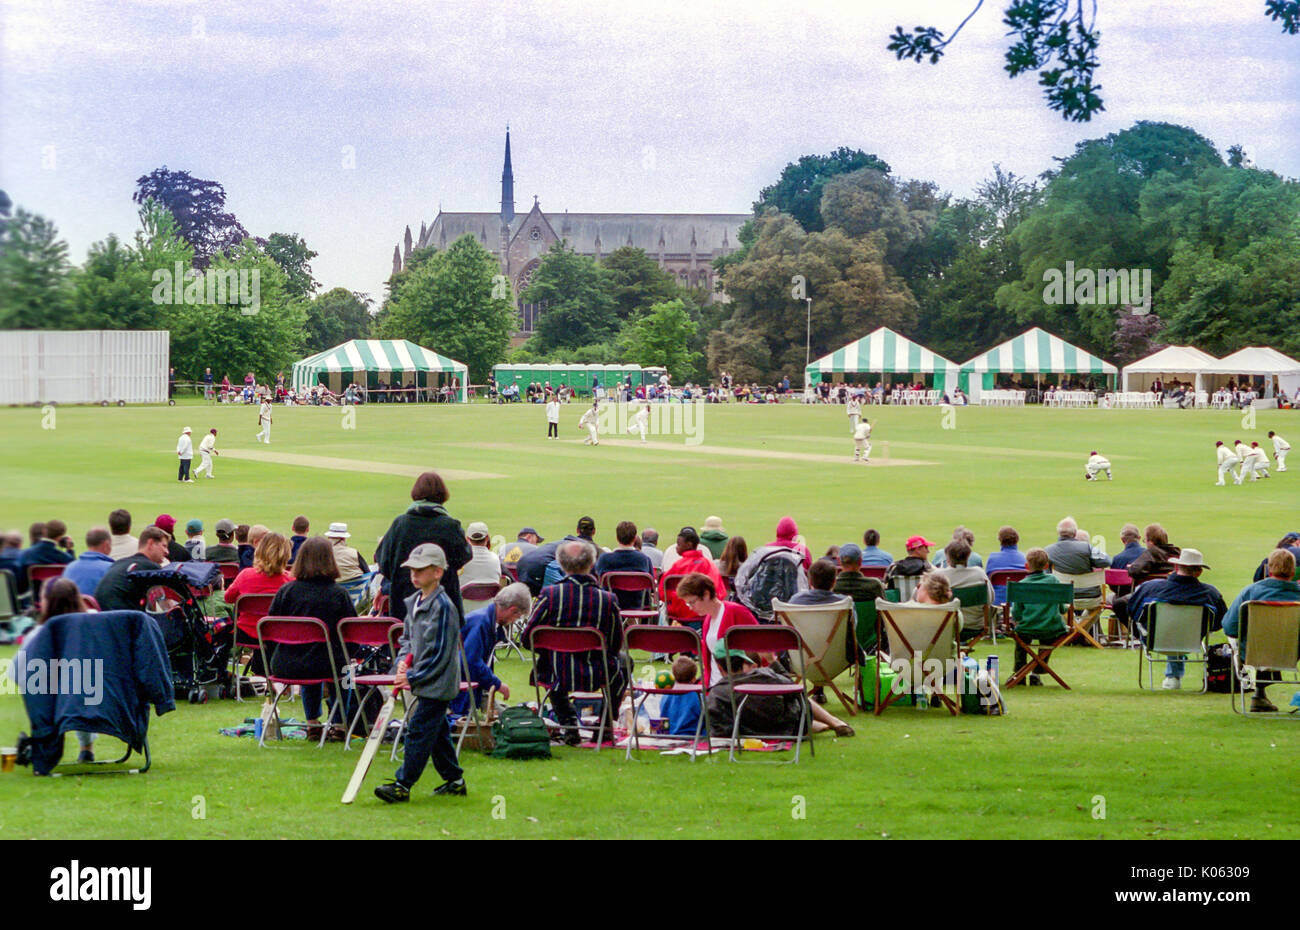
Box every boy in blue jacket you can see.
[659,656,702,737]
[375,544,466,803]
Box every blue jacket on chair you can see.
[19,610,175,774]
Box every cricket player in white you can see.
[546,398,560,438]
[1084,451,1112,480]
[193,428,219,479]
[853,419,872,462]
[1248,442,1271,479]
[1234,441,1256,480]
[256,401,272,444]
[1215,441,1242,486]
[579,402,600,445]
[846,394,862,434]
[1270,431,1290,472]
[628,404,650,443]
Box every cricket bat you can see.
[341,687,398,804]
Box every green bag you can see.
[858,657,913,709]
[490,706,552,759]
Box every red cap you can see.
[906,535,936,550]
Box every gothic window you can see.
[529,226,541,240]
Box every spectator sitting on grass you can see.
[108,509,137,560]
[206,520,239,563]
[705,641,854,739]
[62,527,115,595]
[658,655,702,737]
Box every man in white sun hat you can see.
[325,522,368,581]
[176,426,194,482]
[459,521,502,588]
[1124,547,1227,691]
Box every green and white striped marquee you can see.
[291,339,468,400]
[804,327,959,392]
[958,327,1116,397]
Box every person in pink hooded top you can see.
[771,516,812,571]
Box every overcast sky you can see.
[3,0,1297,304]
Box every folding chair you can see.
[339,571,374,611]
[891,575,920,602]
[28,564,66,610]
[601,571,659,623]
[527,626,617,750]
[461,580,502,614]
[771,598,858,714]
[860,566,888,580]
[622,624,711,760]
[340,617,402,747]
[662,574,705,630]
[721,625,810,763]
[0,569,17,625]
[255,616,345,748]
[952,583,992,647]
[988,568,1028,637]
[1004,580,1074,688]
[1137,602,1211,692]
[873,598,962,715]
[1051,570,1107,648]
[217,562,242,587]
[1230,601,1300,717]
[1103,568,1136,646]
[231,593,276,701]
[854,600,877,656]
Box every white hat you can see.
[1168,549,1210,569]
[466,521,490,541]
[325,522,350,539]
[183,426,192,433]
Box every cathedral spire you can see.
[500,126,516,224]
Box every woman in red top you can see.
[224,532,293,644]
[676,572,758,688]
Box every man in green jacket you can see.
[1011,548,1068,685]
[700,516,729,560]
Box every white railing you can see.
[979,390,1026,407]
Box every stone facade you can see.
[393,132,748,335]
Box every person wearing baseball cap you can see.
[151,513,190,563]
[375,543,466,802]
[885,535,936,599]
[181,518,206,560]
[497,527,542,573]
[1125,546,1228,692]
[176,426,194,482]
[207,518,240,563]
[325,522,369,582]
[460,521,503,589]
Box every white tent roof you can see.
[1122,345,1219,374]
[960,327,1117,375]
[805,327,959,377]
[1202,346,1300,376]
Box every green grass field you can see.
[1,398,1297,839]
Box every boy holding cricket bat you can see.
[374,543,466,802]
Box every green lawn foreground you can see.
[0,400,1296,838]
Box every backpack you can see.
[741,548,803,621]
[490,706,552,760]
[1205,643,1238,693]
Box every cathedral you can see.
[392,131,749,335]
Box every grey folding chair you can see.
[1137,602,1211,692]
[1230,601,1300,717]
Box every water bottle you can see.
[987,654,1000,681]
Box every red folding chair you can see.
[217,563,241,586]
[339,617,403,747]
[601,571,659,623]
[860,565,888,580]
[1104,568,1136,645]
[721,625,811,764]
[255,616,345,748]
[461,581,502,614]
[232,593,276,701]
[622,625,711,761]
[501,563,519,583]
[661,574,705,629]
[383,625,485,761]
[989,569,1028,635]
[527,626,616,750]
[28,564,66,609]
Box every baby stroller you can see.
[123,563,233,704]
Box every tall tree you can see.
[522,243,618,353]
[132,167,248,269]
[618,299,701,381]
[755,147,891,233]
[69,235,160,331]
[376,235,515,382]
[601,246,681,320]
[0,207,71,328]
[260,232,319,300]
[304,288,373,354]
